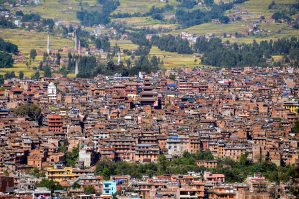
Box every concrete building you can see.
[46,166,75,182]
[79,149,92,167]
[48,115,62,133]
[47,82,57,101]
[102,180,117,196]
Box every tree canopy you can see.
[66,145,79,167]
[14,103,41,121]
[195,36,299,68]
[38,179,63,194]
[0,51,14,68]
[30,49,37,61]
[0,37,19,54]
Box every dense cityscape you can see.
[1,0,299,197]
[0,62,298,199]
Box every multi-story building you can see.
[46,166,75,182]
[48,115,62,133]
[102,180,117,196]
[166,136,189,156]
[204,171,225,185]
[135,144,160,163]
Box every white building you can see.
[166,136,189,156]
[79,149,91,167]
[15,20,22,27]
[94,27,101,38]
[47,82,57,100]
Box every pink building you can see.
[204,171,225,185]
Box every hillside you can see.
[1,0,299,77]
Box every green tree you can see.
[0,51,14,68]
[30,49,37,61]
[103,168,111,180]
[19,71,24,79]
[55,52,61,65]
[125,58,131,68]
[59,65,68,78]
[38,179,63,194]
[69,25,74,33]
[43,52,48,62]
[39,61,43,70]
[289,166,299,196]
[4,171,9,176]
[44,66,52,77]
[150,55,158,68]
[0,75,4,84]
[73,182,81,189]
[183,151,191,158]
[10,71,15,78]
[34,71,40,79]
[34,168,39,176]
[169,74,176,81]
[292,120,299,133]
[4,72,10,79]
[16,11,24,16]
[157,155,168,175]
[95,159,116,176]
[84,185,96,194]
[205,0,214,7]
[219,16,229,24]
[95,38,101,49]
[65,145,79,167]
[14,103,41,121]
[59,144,66,153]
[239,152,249,166]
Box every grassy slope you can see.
[15,0,99,23]
[5,0,299,73]
[237,0,297,18]
[169,0,299,36]
[109,39,203,68]
[113,0,179,14]
[0,29,74,77]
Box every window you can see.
[105,191,109,194]
[105,185,109,188]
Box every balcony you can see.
[101,151,115,155]
[179,194,198,198]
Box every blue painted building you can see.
[102,181,117,195]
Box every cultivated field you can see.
[0,29,74,77]
[109,39,201,68]
[235,0,298,18]
[149,46,202,69]
[113,0,179,14]
[3,0,299,75]
[14,0,98,23]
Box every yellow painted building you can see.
[283,101,299,114]
[46,167,75,182]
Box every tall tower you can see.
[75,57,79,77]
[78,40,81,56]
[47,32,50,54]
[74,30,77,51]
[118,48,121,65]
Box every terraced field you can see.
[113,0,179,14]
[3,0,299,74]
[109,40,201,68]
[170,0,299,37]
[235,0,298,18]
[15,0,99,23]
[0,29,74,77]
